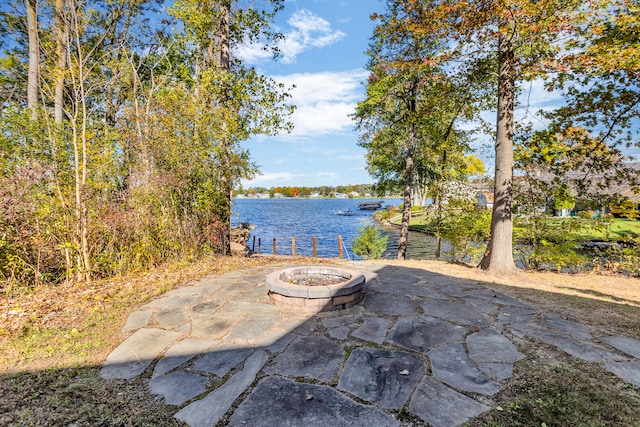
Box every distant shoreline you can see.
[233,196,402,200]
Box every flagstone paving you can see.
[100,261,640,427]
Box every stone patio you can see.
[100,262,640,427]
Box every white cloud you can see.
[243,170,339,186]
[290,10,344,46]
[235,44,273,64]
[247,171,301,185]
[236,9,345,65]
[272,69,369,137]
[278,70,367,103]
[339,154,365,161]
[293,102,355,135]
[316,171,339,180]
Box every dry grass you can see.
[1,256,639,426]
[468,342,640,427]
[0,255,327,426]
[384,259,640,338]
[0,255,325,373]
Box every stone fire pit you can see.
[266,266,365,312]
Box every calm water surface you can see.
[232,198,438,260]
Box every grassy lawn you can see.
[386,208,434,231]
[577,218,640,241]
[389,208,640,242]
[514,217,640,242]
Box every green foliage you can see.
[610,201,639,220]
[577,210,594,220]
[398,204,425,212]
[355,1,485,259]
[515,216,590,273]
[440,200,491,264]
[553,183,576,211]
[351,226,388,259]
[375,208,392,222]
[616,242,640,277]
[0,0,292,289]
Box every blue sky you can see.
[237,0,382,188]
[235,1,627,189]
[235,0,560,189]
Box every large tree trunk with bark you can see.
[479,31,517,274]
[26,0,39,118]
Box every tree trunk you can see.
[54,0,68,125]
[434,151,446,260]
[68,6,91,282]
[26,0,39,118]
[219,1,232,256]
[479,30,517,274]
[435,108,459,261]
[435,194,442,259]
[398,133,414,260]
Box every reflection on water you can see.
[232,198,440,260]
[378,224,452,260]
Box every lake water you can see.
[232,198,439,260]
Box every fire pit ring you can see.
[266,266,365,312]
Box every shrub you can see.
[351,226,388,259]
[532,240,587,273]
[578,210,594,220]
[441,200,491,264]
[515,216,589,272]
[377,210,390,221]
[594,238,640,277]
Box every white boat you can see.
[334,209,355,216]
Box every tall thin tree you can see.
[26,0,39,118]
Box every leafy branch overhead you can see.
[356,0,640,273]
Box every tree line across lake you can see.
[235,184,379,198]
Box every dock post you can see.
[291,236,296,256]
[258,238,261,255]
[273,238,277,255]
[313,236,317,258]
[252,236,255,253]
[338,235,343,259]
